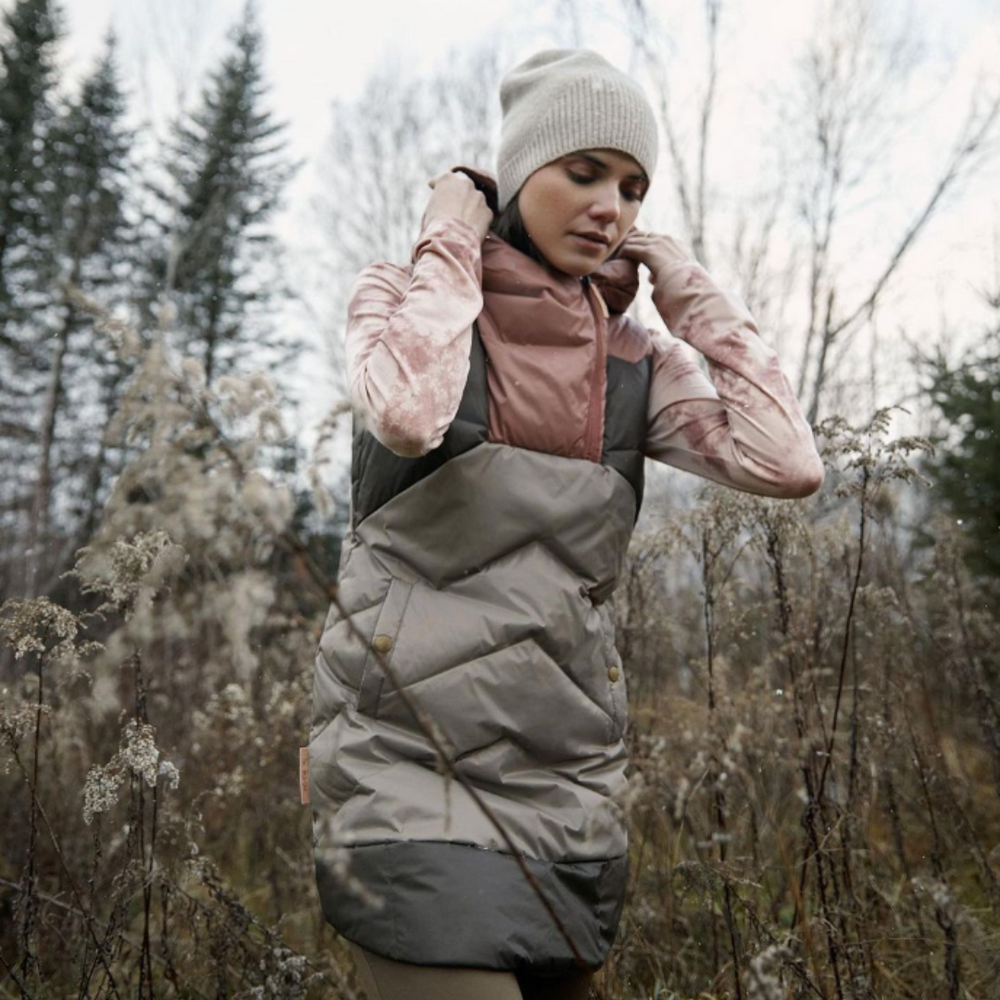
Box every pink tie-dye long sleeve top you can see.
[346,216,824,500]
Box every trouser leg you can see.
[517,967,596,1000]
[347,941,525,1000]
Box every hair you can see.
[488,193,548,267]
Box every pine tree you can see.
[918,327,1000,580]
[0,0,67,597]
[0,0,63,320]
[23,28,140,601]
[140,0,303,388]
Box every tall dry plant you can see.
[606,406,1000,999]
[0,288,357,998]
[2,293,999,999]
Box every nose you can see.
[587,182,622,223]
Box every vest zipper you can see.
[583,277,608,463]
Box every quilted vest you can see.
[352,309,649,530]
[310,280,652,977]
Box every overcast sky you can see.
[15,0,1000,478]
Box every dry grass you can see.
[2,305,999,999]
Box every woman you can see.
[309,48,825,1000]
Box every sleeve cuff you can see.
[410,216,483,264]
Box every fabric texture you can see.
[311,441,637,974]
[496,48,659,211]
[349,315,649,532]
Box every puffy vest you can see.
[352,308,650,529]
[310,277,652,977]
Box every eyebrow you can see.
[564,151,648,185]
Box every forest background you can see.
[2,0,1000,997]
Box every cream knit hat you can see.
[496,48,659,211]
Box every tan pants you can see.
[348,941,595,1000]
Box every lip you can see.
[570,233,610,252]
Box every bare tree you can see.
[621,0,1000,428]
[426,42,508,179]
[303,38,507,398]
[784,0,1000,424]
[125,0,223,133]
[617,0,720,270]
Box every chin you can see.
[547,254,604,278]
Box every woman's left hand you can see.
[616,227,698,278]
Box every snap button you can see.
[608,665,620,682]
[372,634,394,654]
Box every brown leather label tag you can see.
[299,747,310,805]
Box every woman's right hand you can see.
[421,170,494,243]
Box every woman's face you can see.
[516,148,649,277]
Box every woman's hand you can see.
[616,227,698,278]
[421,170,494,243]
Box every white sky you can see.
[15,0,1000,490]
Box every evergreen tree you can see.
[25,28,140,601]
[918,326,1000,580]
[0,0,63,320]
[0,0,66,596]
[140,0,303,389]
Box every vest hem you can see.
[315,838,628,977]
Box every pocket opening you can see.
[356,577,415,718]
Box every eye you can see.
[568,170,644,203]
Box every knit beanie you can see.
[496,48,659,212]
